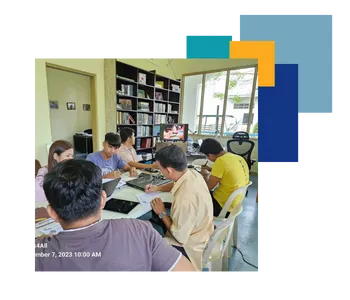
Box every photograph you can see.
[83,104,91,111]
[155,92,163,100]
[49,100,59,109]
[66,102,76,110]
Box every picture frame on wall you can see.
[49,101,59,109]
[83,104,91,111]
[66,102,76,110]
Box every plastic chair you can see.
[202,204,243,271]
[214,181,252,252]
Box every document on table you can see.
[102,178,127,188]
[39,222,63,235]
[121,171,141,182]
[136,192,161,208]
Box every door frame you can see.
[45,62,99,152]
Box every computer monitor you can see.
[160,124,188,142]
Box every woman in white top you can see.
[35,140,74,201]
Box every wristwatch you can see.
[158,212,167,219]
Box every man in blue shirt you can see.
[87,132,137,179]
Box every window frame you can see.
[180,64,258,137]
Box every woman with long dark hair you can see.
[35,140,74,201]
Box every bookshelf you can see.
[116,60,181,154]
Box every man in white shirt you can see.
[117,127,158,170]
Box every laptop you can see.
[126,173,171,191]
[102,178,121,197]
[104,198,139,214]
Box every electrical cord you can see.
[233,246,258,269]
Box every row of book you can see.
[137,126,152,137]
[135,137,158,150]
[155,103,166,113]
[137,113,153,124]
[154,114,167,124]
[116,112,135,124]
[138,101,150,111]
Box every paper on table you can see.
[40,222,63,235]
[117,180,126,188]
[121,170,141,182]
[136,192,161,208]
[102,178,126,188]
[102,178,113,184]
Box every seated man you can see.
[117,127,158,170]
[35,160,195,271]
[145,145,214,271]
[199,138,250,217]
[86,132,137,179]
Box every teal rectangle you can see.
[187,36,232,58]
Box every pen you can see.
[35,218,47,223]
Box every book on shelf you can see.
[153,125,160,136]
[128,114,136,124]
[137,113,153,124]
[119,99,132,110]
[120,84,134,96]
[137,126,152,137]
[155,103,166,113]
[138,73,146,84]
[138,101,150,111]
[117,112,135,124]
[171,84,180,92]
[141,138,152,149]
[116,64,181,148]
[155,81,164,88]
[154,114,167,124]
[167,115,176,123]
[137,89,146,98]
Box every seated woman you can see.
[35,140,74,201]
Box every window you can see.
[250,82,258,137]
[181,74,203,133]
[223,68,255,136]
[201,72,226,135]
[182,66,258,137]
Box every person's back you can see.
[148,145,214,271]
[35,159,195,271]
[36,218,182,271]
[212,152,249,210]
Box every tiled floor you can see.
[229,175,258,271]
[138,175,258,271]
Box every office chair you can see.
[74,153,88,160]
[227,131,256,171]
[232,131,249,140]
